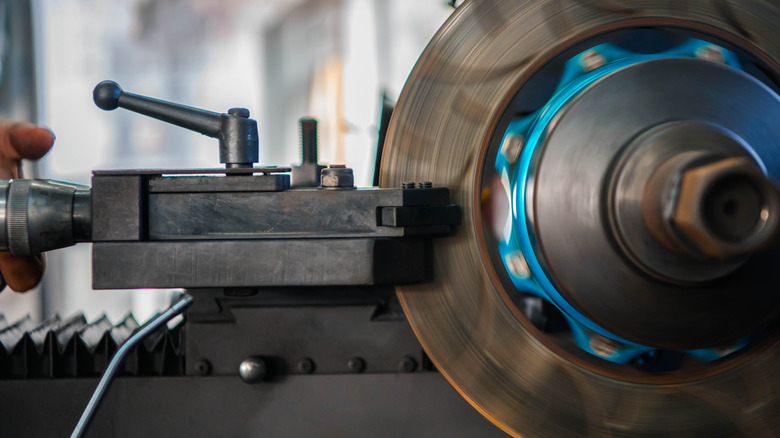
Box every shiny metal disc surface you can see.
[380,1,780,436]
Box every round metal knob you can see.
[238,357,266,384]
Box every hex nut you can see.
[673,157,779,259]
[321,165,355,189]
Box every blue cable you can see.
[71,294,194,438]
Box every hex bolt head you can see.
[589,334,621,359]
[321,165,355,189]
[297,358,315,374]
[397,356,417,373]
[696,45,726,63]
[506,251,531,279]
[238,357,267,384]
[194,359,212,376]
[502,133,525,163]
[347,357,365,373]
[580,50,607,72]
[673,157,780,259]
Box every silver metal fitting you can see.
[238,357,266,384]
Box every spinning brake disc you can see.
[380,1,780,436]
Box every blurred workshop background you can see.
[0,0,453,324]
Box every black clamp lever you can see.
[93,80,259,169]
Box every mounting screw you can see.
[506,251,531,279]
[297,358,315,374]
[347,357,365,373]
[238,357,266,384]
[194,359,212,376]
[418,182,433,189]
[397,356,417,373]
[696,45,726,63]
[580,50,607,72]
[502,133,525,163]
[402,182,416,189]
[589,334,621,359]
[321,165,355,189]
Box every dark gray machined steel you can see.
[147,174,289,193]
[88,170,452,244]
[93,81,259,168]
[92,239,426,289]
[144,188,449,240]
[532,57,780,349]
[90,176,144,242]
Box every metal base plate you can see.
[0,374,506,437]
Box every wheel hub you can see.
[496,41,780,360]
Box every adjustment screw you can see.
[347,357,365,373]
[228,107,250,118]
[418,182,433,189]
[580,50,607,72]
[238,357,266,384]
[321,165,355,189]
[397,356,417,373]
[402,182,416,189]
[297,358,315,374]
[194,359,212,376]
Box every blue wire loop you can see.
[71,294,194,438]
[495,39,750,364]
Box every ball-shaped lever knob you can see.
[93,80,123,110]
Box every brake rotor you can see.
[380,1,780,437]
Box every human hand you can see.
[0,121,55,292]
